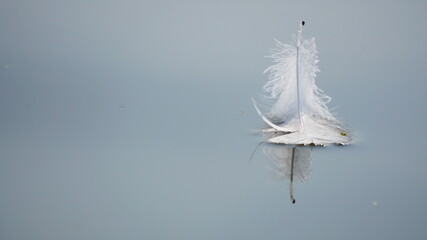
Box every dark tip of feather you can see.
[292,199,296,204]
[302,21,305,26]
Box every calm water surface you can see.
[1,1,426,239]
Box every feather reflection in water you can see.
[263,144,312,204]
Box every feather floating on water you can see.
[253,21,351,145]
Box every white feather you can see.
[253,22,351,145]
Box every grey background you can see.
[1,0,426,239]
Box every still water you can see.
[1,1,426,239]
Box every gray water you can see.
[1,1,427,239]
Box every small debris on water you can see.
[372,201,379,207]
